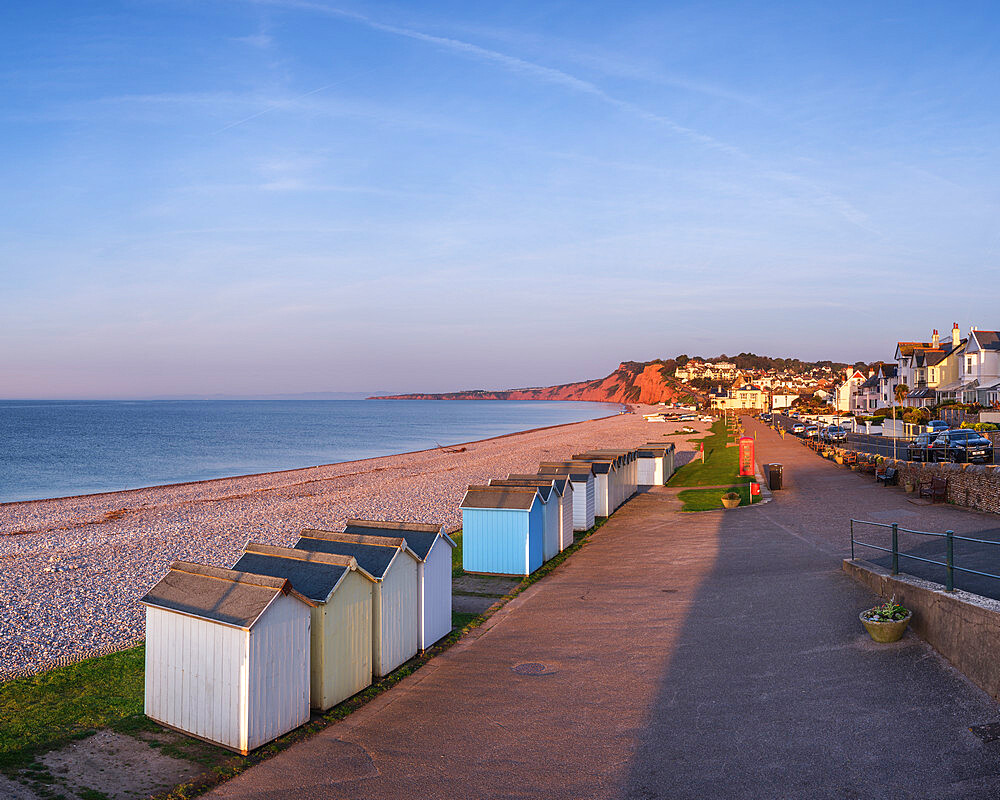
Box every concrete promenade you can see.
[207,420,1000,799]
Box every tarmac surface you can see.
[206,418,1000,799]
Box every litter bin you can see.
[767,463,782,490]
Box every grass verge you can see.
[0,646,146,772]
[668,420,751,488]
[677,483,760,512]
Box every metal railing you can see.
[851,519,1000,593]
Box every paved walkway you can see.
[207,420,1000,799]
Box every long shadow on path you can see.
[624,500,1000,799]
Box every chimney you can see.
[931,329,939,348]
[952,323,960,347]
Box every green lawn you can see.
[677,484,760,512]
[0,646,146,770]
[667,420,752,488]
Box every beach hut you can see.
[459,485,544,576]
[579,449,638,508]
[570,454,618,516]
[343,520,456,651]
[643,442,676,484]
[636,445,668,486]
[507,474,574,551]
[489,478,560,559]
[537,461,597,532]
[141,561,313,754]
[231,543,375,711]
[295,531,420,678]
[664,442,676,480]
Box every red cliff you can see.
[369,361,706,405]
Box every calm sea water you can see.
[0,399,617,503]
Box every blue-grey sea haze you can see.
[0,399,614,503]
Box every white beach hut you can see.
[571,454,618,516]
[295,531,420,678]
[231,543,375,711]
[343,520,456,651]
[489,478,560,561]
[636,445,668,486]
[538,461,597,532]
[460,485,544,576]
[507,474,574,551]
[141,561,313,755]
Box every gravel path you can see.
[0,408,707,680]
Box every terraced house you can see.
[952,328,1000,406]
[895,325,965,407]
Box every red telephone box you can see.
[739,436,755,477]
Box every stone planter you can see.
[859,610,912,643]
[721,495,741,509]
[904,482,915,493]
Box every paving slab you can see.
[205,426,1000,799]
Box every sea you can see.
[0,399,617,504]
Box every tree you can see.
[894,384,909,406]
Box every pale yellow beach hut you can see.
[231,543,376,711]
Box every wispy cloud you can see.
[248,0,746,157]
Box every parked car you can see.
[822,425,849,443]
[926,420,949,434]
[928,430,994,463]
[905,432,938,462]
[791,422,805,435]
[804,425,819,438]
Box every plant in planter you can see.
[721,491,741,509]
[860,596,912,642]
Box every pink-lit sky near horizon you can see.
[3,2,999,399]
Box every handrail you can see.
[850,518,1000,593]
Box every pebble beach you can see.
[0,407,704,680]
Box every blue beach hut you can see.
[459,486,544,576]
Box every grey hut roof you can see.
[538,461,598,479]
[343,519,455,561]
[295,530,415,580]
[570,455,613,473]
[507,474,571,494]
[140,561,314,630]
[489,479,554,501]
[460,485,538,511]
[232,543,372,604]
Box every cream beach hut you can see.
[343,520,456,651]
[506,474,574,551]
[460,485,544,576]
[537,461,597,532]
[231,543,375,711]
[141,561,313,755]
[489,478,560,561]
[295,531,420,678]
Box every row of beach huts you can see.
[139,441,675,755]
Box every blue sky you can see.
[3,1,999,397]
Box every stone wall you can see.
[884,459,1000,514]
[845,559,1000,702]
